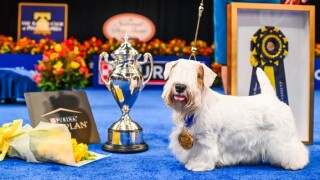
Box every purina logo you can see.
[41,108,88,130]
[41,108,81,117]
[50,116,78,124]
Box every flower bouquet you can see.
[33,39,91,91]
[0,120,107,166]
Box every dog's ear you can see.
[163,60,178,80]
[201,63,217,88]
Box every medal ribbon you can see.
[184,114,194,128]
[178,114,195,150]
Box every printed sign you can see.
[18,3,68,42]
[93,56,211,88]
[24,90,100,144]
[98,61,167,86]
[103,13,155,42]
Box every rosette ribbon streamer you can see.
[249,26,289,104]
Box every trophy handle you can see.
[99,52,113,89]
[140,53,153,87]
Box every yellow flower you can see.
[74,46,79,55]
[53,61,63,69]
[14,46,21,51]
[39,39,46,44]
[0,120,23,161]
[54,44,62,52]
[50,52,59,60]
[71,138,89,162]
[70,61,80,69]
[80,59,86,67]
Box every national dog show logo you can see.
[18,3,68,42]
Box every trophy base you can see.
[103,121,148,153]
[102,142,148,153]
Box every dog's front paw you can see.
[185,160,215,172]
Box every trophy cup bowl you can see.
[99,35,153,153]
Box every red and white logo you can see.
[99,61,113,85]
[103,13,155,42]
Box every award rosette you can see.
[249,26,289,104]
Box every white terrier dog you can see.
[161,59,309,172]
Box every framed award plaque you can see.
[227,3,315,144]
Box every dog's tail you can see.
[256,67,276,95]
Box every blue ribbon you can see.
[249,63,289,105]
[184,114,194,128]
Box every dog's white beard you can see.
[162,80,202,120]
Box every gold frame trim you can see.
[227,3,315,145]
[17,2,68,41]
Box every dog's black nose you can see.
[175,84,186,93]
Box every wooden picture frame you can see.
[227,3,315,144]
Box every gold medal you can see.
[178,131,193,150]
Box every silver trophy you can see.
[99,35,153,153]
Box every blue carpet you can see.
[0,88,319,179]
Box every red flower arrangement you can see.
[33,39,91,91]
[145,38,166,55]
[0,34,221,88]
[0,34,215,57]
